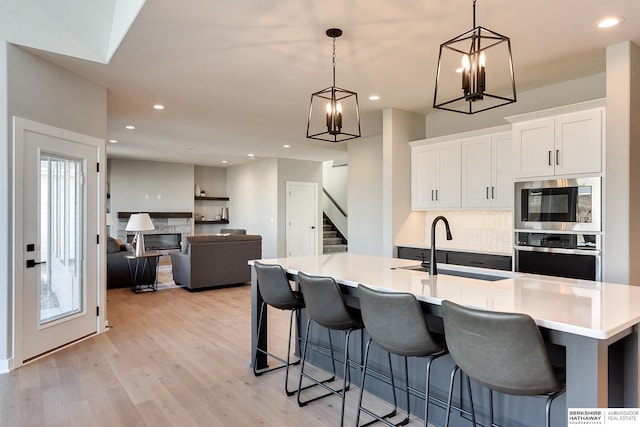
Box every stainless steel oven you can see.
[515,177,601,232]
[514,232,601,281]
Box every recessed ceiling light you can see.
[109,139,118,143]
[248,153,254,157]
[221,160,228,164]
[125,125,135,130]
[596,16,624,28]
[153,104,165,110]
[369,95,380,101]
[283,145,291,148]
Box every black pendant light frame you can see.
[307,28,361,142]
[433,0,516,114]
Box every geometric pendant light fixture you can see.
[307,28,361,142]
[433,0,516,114]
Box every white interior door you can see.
[286,182,318,257]
[16,118,101,363]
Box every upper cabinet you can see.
[411,141,461,210]
[461,132,513,209]
[512,107,603,179]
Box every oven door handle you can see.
[514,245,600,256]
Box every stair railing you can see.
[323,188,347,218]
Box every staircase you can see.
[323,214,347,254]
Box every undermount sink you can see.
[399,264,511,282]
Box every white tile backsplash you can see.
[424,210,513,252]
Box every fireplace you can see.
[116,212,192,250]
[127,233,181,251]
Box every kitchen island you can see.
[250,253,640,426]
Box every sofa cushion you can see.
[227,234,261,242]
[107,237,121,254]
[187,235,228,244]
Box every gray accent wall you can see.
[109,159,195,214]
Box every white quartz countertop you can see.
[396,241,513,256]
[252,253,640,340]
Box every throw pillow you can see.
[106,237,121,254]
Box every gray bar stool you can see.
[356,284,448,427]
[297,271,363,427]
[252,261,305,396]
[441,300,566,427]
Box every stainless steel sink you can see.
[398,264,511,282]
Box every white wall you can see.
[227,159,279,258]
[604,41,640,285]
[383,108,426,257]
[348,135,383,255]
[1,43,107,368]
[426,73,607,138]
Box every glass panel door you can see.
[39,155,84,324]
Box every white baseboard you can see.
[0,357,14,374]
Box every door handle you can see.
[548,150,552,166]
[26,259,47,268]
[491,186,495,199]
[431,189,434,201]
[486,187,489,199]
[556,149,559,165]
[435,189,439,201]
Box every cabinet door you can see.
[461,136,492,208]
[491,133,513,208]
[411,145,437,210]
[513,119,555,178]
[435,141,461,208]
[554,109,602,176]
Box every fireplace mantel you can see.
[117,212,192,219]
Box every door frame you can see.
[12,117,106,369]
[285,181,319,257]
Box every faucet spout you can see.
[430,216,453,276]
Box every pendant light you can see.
[433,0,516,114]
[307,28,361,142]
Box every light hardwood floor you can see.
[0,285,433,427]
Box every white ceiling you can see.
[6,0,640,167]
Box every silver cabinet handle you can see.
[491,186,495,199]
[548,150,552,166]
[486,187,489,199]
[556,149,560,165]
[435,189,438,201]
[431,189,434,201]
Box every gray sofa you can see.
[107,237,134,289]
[170,234,262,290]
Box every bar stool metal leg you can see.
[252,301,301,396]
[356,339,401,427]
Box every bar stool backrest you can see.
[441,300,562,396]
[358,284,442,357]
[254,261,302,310]
[298,271,361,331]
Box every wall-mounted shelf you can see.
[195,196,229,201]
[194,220,229,225]
[118,212,192,219]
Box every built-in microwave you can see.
[514,177,601,232]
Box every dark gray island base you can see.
[250,254,640,427]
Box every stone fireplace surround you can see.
[116,212,192,252]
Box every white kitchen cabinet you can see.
[411,141,461,210]
[513,109,602,179]
[461,132,513,208]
